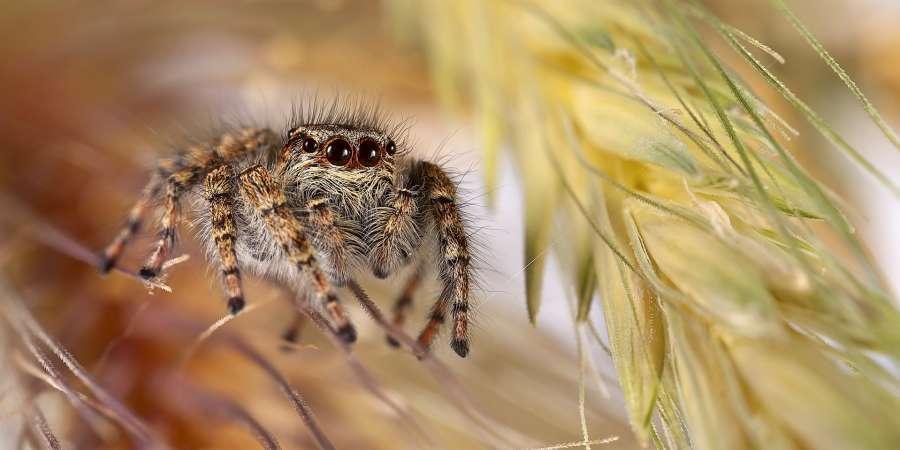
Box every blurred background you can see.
[0,1,897,449]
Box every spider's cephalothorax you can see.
[98,111,474,358]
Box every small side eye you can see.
[325,138,352,166]
[301,137,318,153]
[358,138,382,167]
[385,139,397,155]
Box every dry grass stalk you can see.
[390,0,900,448]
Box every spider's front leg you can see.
[415,161,473,358]
[238,165,357,343]
[204,165,247,315]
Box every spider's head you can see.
[282,125,397,170]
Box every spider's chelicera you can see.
[98,107,473,358]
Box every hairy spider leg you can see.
[98,167,167,273]
[239,165,357,343]
[415,162,472,358]
[141,129,276,280]
[99,128,276,278]
[204,164,247,314]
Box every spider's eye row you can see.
[385,139,397,155]
[358,138,382,167]
[301,137,318,153]
[325,138,352,166]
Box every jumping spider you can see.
[99,106,473,357]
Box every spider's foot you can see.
[279,326,300,352]
[227,296,245,315]
[138,266,159,281]
[386,334,401,348]
[337,323,357,344]
[413,335,432,360]
[282,326,300,344]
[98,255,116,274]
[451,338,469,358]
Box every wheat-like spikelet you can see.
[390,0,900,448]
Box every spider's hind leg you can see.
[98,167,167,273]
[137,163,195,280]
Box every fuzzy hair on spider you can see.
[98,100,475,358]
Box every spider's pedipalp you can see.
[204,164,246,315]
[368,160,423,278]
[299,197,365,286]
[238,164,357,343]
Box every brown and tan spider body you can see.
[99,107,473,357]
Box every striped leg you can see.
[417,295,449,355]
[135,128,276,280]
[238,165,357,343]
[98,169,165,273]
[204,165,246,315]
[138,167,195,280]
[387,269,422,347]
[415,162,472,358]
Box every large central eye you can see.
[325,138,352,166]
[358,138,382,167]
